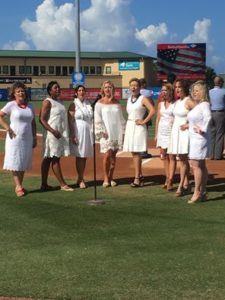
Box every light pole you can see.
[75,0,80,73]
[74,1,104,205]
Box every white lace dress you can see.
[123,95,148,152]
[1,101,35,171]
[188,102,211,160]
[156,102,175,149]
[42,97,70,158]
[167,97,190,155]
[95,102,125,153]
[70,98,93,157]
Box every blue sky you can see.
[0,0,224,73]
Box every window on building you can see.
[83,66,89,75]
[49,66,55,74]
[56,66,61,76]
[3,65,9,74]
[69,66,74,74]
[33,66,39,76]
[80,66,83,73]
[105,66,111,74]
[19,66,25,74]
[96,66,102,75]
[25,66,32,74]
[62,66,68,76]
[10,66,16,76]
[40,66,46,75]
[90,66,95,75]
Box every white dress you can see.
[95,102,125,153]
[70,98,93,157]
[167,97,190,155]
[188,102,211,160]
[123,95,147,152]
[42,97,70,158]
[1,101,34,171]
[156,102,175,149]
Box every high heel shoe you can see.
[175,187,184,197]
[130,177,144,188]
[79,181,87,189]
[167,179,173,191]
[187,193,202,204]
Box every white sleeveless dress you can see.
[42,97,70,158]
[167,97,189,155]
[1,101,34,171]
[70,98,93,157]
[123,95,148,152]
[188,102,211,160]
[156,102,175,149]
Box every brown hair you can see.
[10,81,28,101]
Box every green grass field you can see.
[0,171,225,299]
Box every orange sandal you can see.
[15,187,25,197]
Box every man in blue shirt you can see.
[209,76,225,160]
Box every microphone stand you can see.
[88,94,105,206]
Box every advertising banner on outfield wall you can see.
[0,89,8,101]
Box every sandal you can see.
[60,185,74,192]
[15,187,25,197]
[131,177,144,188]
[102,182,110,188]
[79,181,87,189]
[167,179,173,191]
[175,187,184,197]
[187,193,202,204]
[111,180,117,187]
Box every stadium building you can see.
[0,50,157,101]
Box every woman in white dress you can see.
[123,78,155,187]
[68,85,93,189]
[155,83,175,191]
[185,80,211,204]
[95,80,125,187]
[39,81,73,192]
[0,82,37,197]
[168,79,193,196]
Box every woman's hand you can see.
[103,132,108,139]
[71,136,79,144]
[194,126,204,135]
[7,127,16,139]
[135,119,145,125]
[180,123,188,131]
[52,130,61,139]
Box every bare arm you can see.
[68,103,78,144]
[135,97,156,125]
[0,111,16,139]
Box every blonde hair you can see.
[100,80,115,97]
[190,80,209,103]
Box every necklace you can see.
[131,94,140,104]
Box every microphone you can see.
[92,93,102,108]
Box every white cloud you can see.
[4,0,135,52]
[3,41,30,50]
[135,23,168,47]
[182,18,211,43]
[21,0,75,50]
[80,0,134,51]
